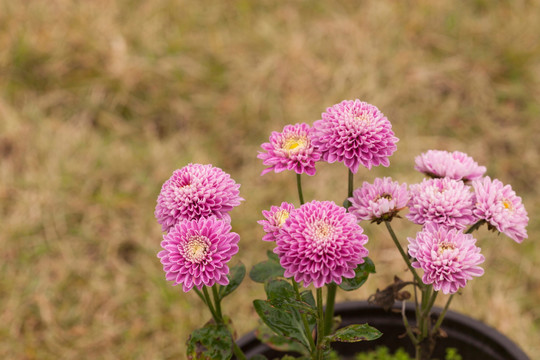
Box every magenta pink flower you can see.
[274,200,369,288]
[415,150,486,181]
[408,223,484,294]
[258,123,321,176]
[258,202,296,242]
[157,218,240,292]
[312,100,398,173]
[407,178,476,230]
[472,177,528,243]
[349,177,409,223]
[155,164,243,232]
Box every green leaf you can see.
[265,279,295,302]
[265,280,317,316]
[324,324,382,344]
[253,299,311,352]
[249,260,284,283]
[299,290,315,308]
[219,262,246,298]
[338,257,376,291]
[186,322,233,360]
[255,321,307,355]
[266,249,280,263]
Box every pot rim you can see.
[236,300,530,360]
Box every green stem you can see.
[202,287,220,323]
[344,169,354,209]
[207,287,248,360]
[232,342,247,360]
[431,294,455,336]
[413,278,420,335]
[384,221,424,287]
[212,285,223,320]
[292,280,317,354]
[324,283,337,334]
[422,289,438,318]
[296,173,305,205]
[193,287,207,304]
[466,220,486,234]
[316,287,325,360]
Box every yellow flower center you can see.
[313,221,334,244]
[282,136,307,153]
[184,236,209,263]
[502,199,513,211]
[354,112,373,125]
[438,242,456,255]
[375,193,393,201]
[275,210,289,227]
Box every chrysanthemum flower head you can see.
[414,150,486,181]
[349,177,409,223]
[157,218,240,292]
[155,164,243,232]
[311,100,398,174]
[472,177,528,243]
[257,202,295,242]
[408,223,484,294]
[274,200,369,288]
[407,178,476,230]
[258,123,321,176]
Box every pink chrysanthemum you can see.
[155,164,243,232]
[408,223,484,294]
[157,218,240,292]
[472,177,528,243]
[257,202,296,242]
[258,123,321,176]
[311,100,398,174]
[274,200,369,288]
[349,177,409,223]
[407,178,476,230]
[415,150,486,181]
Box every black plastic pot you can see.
[236,301,530,360]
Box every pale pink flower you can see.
[415,150,486,181]
[472,177,528,243]
[349,177,409,223]
[408,223,484,294]
[407,178,476,230]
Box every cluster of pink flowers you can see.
[256,99,528,295]
[258,100,398,176]
[154,99,529,301]
[155,164,243,292]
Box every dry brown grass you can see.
[1,0,539,359]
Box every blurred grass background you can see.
[0,0,539,359]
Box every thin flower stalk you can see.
[384,221,424,287]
